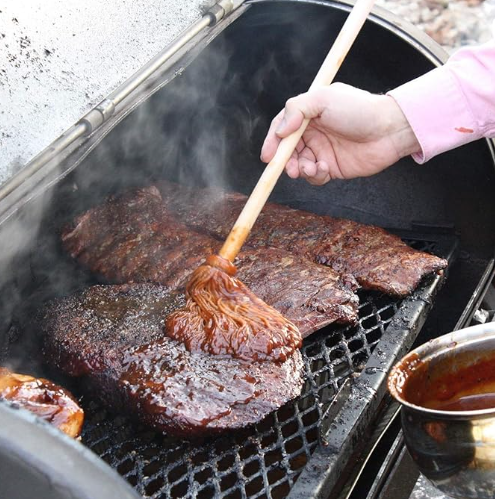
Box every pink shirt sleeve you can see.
[388,40,495,163]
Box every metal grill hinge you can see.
[207,0,235,25]
[79,99,116,135]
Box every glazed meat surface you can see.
[236,249,358,331]
[41,284,304,437]
[157,181,448,297]
[61,187,219,289]
[0,367,84,438]
[61,187,359,335]
[94,339,303,437]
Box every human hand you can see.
[260,83,421,185]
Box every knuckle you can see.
[285,97,296,110]
[285,95,302,111]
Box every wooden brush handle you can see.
[218,0,376,262]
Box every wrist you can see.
[380,95,421,158]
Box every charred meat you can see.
[236,247,358,330]
[41,284,185,376]
[41,284,304,437]
[94,338,303,437]
[61,187,219,288]
[0,367,84,438]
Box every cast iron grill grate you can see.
[78,236,456,499]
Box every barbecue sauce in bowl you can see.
[437,393,495,411]
[398,351,495,412]
[388,327,495,499]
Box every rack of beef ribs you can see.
[157,181,448,296]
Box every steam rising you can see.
[80,4,334,194]
[0,3,336,372]
[116,35,260,191]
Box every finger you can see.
[260,111,284,162]
[285,157,300,178]
[299,156,331,185]
[275,90,327,138]
[307,173,331,186]
[307,160,332,186]
[299,157,318,179]
[295,147,317,180]
[285,149,300,178]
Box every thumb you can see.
[276,90,325,137]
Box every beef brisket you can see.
[61,187,359,335]
[41,284,304,437]
[157,181,448,296]
[41,284,185,376]
[95,338,303,437]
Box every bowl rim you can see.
[388,323,495,418]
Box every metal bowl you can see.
[388,323,495,499]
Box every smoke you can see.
[119,34,242,190]
[111,32,271,192]
[0,1,344,372]
[70,1,337,195]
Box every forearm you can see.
[388,40,495,163]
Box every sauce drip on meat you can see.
[0,367,84,438]
[118,339,259,429]
[101,337,304,436]
[166,255,302,362]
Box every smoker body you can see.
[1,1,495,498]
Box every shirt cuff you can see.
[387,67,482,164]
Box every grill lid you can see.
[0,1,245,197]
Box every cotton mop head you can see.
[166,255,302,362]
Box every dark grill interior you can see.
[54,236,456,499]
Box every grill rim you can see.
[0,218,462,499]
[0,400,141,499]
[288,233,457,498]
[1,1,493,496]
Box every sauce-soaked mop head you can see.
[166,255,302,362]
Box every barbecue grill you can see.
[1,1,495,498]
